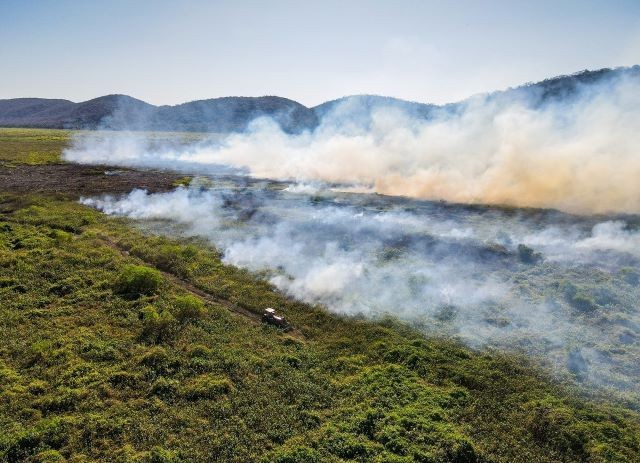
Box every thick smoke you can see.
[68,71,640,392]
[81,184,640,391]
[65,72,640,214]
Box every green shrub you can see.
[139,346,170,375]
[150,377,179,399]
[114,265,162,299]
[109,371,140,389]
[2,417,72,462]
[78,339,119,361]
[570,293,598,312]
[517,244,542,264]
[269,446,321,463]
[48,229,72,244]
[324,431,374,459]
[187,344,212,358]
[172,295,206,324]
[33,449,66,462]
[524,399,587,458]
[148,446,183,463]
[132,243,198,278]
[141,306,177,343]
[34,387,87,413]
[140,305,161,340]
[282,354,301,368]
[0,360,19,385]
[27,380,49,395]
[377,425,410,455]
[441,437,481,463]
[181,374,233,400]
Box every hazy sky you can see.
[1,0,639,106]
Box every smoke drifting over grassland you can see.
[82,183,640,391]
[65,71,640,214]
[69,69,640,392]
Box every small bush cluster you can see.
[139,296,206,343]
[172,295,206,324]
[517,243,543,264]
[180,374,233,400]
[114,265,163,299]
[140,305,177,343]
[562,281,599,313]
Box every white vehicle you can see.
[262,307,290,330]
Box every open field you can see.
[1,129,639,463]
[0,129,70,166]
[0,128,192,197]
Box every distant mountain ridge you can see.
[0,95,315,134]
[0,66,637,133]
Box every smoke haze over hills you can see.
[64,67,640,214]
[60,66,640,393]
[1,66,637,137]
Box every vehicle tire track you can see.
[98,234,304,339]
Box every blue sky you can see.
[1,0,639,106]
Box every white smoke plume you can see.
[81,184,640,391]
[68,70,640,392]
[65,72,640,214]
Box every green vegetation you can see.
[561,281,599,313]
[172,177,193,188]
[0,129,639,462]
[114,265,163,299]
[517,243,542,264]
[0,128,210,167]
[0,129,70,166]
[172,295,206,324]
[0,194,639,463]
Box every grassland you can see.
[1,128,639,463]
[0,128,211,168]
[0,129,70,166]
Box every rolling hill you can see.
[0,66,638,134]
[0,95,317,134]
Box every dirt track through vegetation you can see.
[98,234,305,339]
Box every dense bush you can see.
[570,293,598,312]
[561,281,599,313]
[172,295,206,324]
[150,377,179,399]
[32,449,66,463]
[114,265,163,298]
[138,346,170,374]
[140,305,177,343]
[517,243,542,264]
[269,446,321,463]
[181,374,233,400]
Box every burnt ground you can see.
[0,164,184,197]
